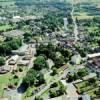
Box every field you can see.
[74,12,95,20]
[0,73,11,97]
[0,25,15,31]
[0,1,15,6]
[75,80,100,98]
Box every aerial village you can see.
[0,0,100,100]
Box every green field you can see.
[0,73,11,97]
[0,25,15,31]
[75,80,100,98]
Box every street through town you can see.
[71,0,79,42]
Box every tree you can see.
[36,44,49,57]
[23,69,38,86]
[54,56,65,67]
[59,85,66,95]
[8,38,22,50]
[67,75,74,82]
[36,73,45,85]
[58,82,66,95]
[77,69,88,77]
[50,82,58,88]
[49,89,57,98]
[95,88,100,95]
[89,78,96,84]
[51,68,58,76]
[0,43,11,55]
[24,33,32,43]
[34,56,48,71]
[0,57,5,66]
[73,73,79,80]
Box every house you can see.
[0,65,10,74]
[9,55,19,65]
[12,16,21,22]
[2,30,25,37]
[17,60,29,66]
[87,53,100,59]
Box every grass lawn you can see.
[0,25,15,31]
[22,86,36,100]
[74,12,94,20]
[0,66,28,97]
[0,73,11,97]
[74,11,100,20]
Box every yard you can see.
[0,24,15,31]
[0,66,28,97]
[0,73,11,97]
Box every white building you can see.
[63,18,68,31]
[9,55,19,65]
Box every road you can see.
[71,0,79,42]
[31,68,69,100]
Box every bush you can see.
[88,78,96,84]
[14,82,18,86]
[35,96,43,100]
[19,67,23,72]
[13,75,18,79]
[49,89,57,98]
[51,68,58,76]
[0,57,5,66]
[50,82,58,88]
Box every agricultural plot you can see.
[0,25,15,32]
[74,80,100,99]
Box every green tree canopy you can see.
[34,56,48,71]
[0,57,5,66]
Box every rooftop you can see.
[87,53,100,58]
[2,30,25,37]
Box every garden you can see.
[74,78,100,99]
